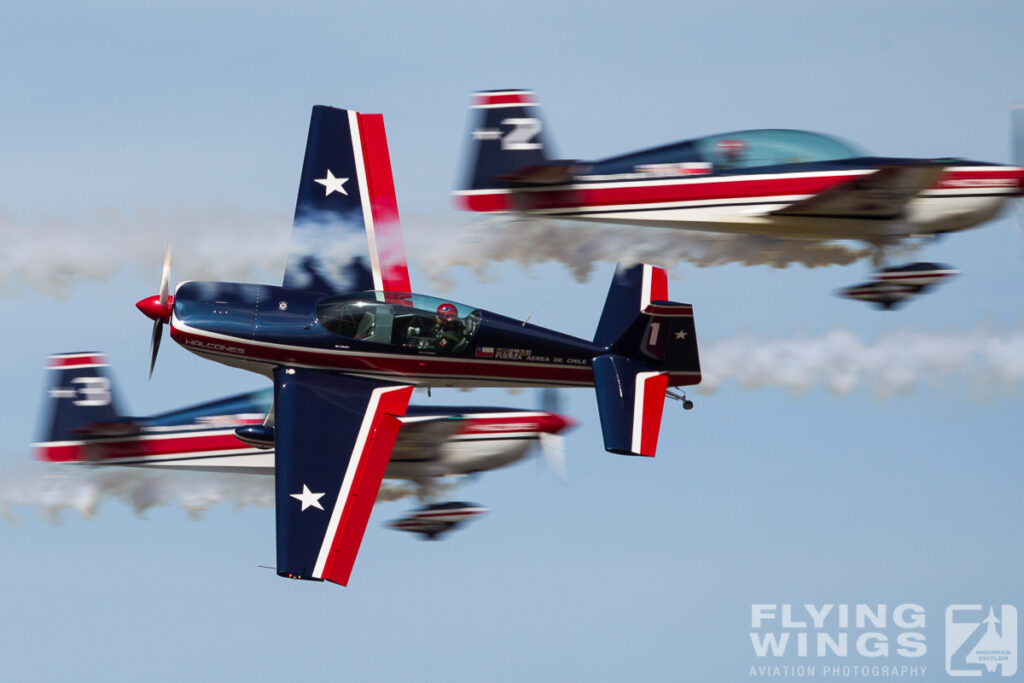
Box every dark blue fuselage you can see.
[170,281,606,387]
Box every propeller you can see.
[1012,104,1024,254]
[1013,104,1024,168]
[136,247,173,378]
[535,388,571,483]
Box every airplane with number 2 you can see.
[134,105,702,586]
[454,90,1024,252]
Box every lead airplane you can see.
[135,106,701,586]
[453,90,1024,256]
[33,353,574,495]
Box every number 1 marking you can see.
[648,322,661,347]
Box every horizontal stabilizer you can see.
[502,160,581,186]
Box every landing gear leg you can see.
[869,242,889,269]
[666,389,694,410]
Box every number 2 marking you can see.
[501,118,542,150]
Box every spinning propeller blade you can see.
[1012,105,1024,249]
[137,246,173,379]
[149,319,163,379]
[1013,104,1024,168]
[538,432,568,483]
[536,388,569,482]
[159,246,171,306]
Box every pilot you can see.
[434,303,464,350]
[716,138,746,168]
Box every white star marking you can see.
[314,169,349,196]
[675,330,688,340]
[291,485,326,511]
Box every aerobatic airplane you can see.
[34,352,573,491]
[388,502,488,540]
[836,262,959,309]
[454,90,1024,245]
[453,90,1024,307]
[135,105,701,586]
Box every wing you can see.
[771,165,945,219]
[390,417,464,462]
[284,106,411,295]
[273,367,413,586]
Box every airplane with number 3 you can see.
[134,105,702,586]
[33,352,575,532]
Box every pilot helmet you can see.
[436,303,458,322]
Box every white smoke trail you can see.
[4,326,1022,519]
[0,208,291,295]
[0,467,274,522]
[419,217,886,286]
[698,326,1024,399]
[0,467,444,523]
[2,209,893,296]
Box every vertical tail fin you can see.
[594,264,668,348]
[594,264,701,382]
[454,89,550,211]
[34,353,123,462]
[591,265,701,457]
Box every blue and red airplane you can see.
[33,353,574,535]
[134,106,702,586]
[454,90,1024,248]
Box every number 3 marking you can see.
[72,377,111,406]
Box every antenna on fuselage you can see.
[521,299,554,327]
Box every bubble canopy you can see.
[315,292,481,353]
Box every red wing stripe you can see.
[357,113,412,294]
[316,385,413,585]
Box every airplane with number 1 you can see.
[134,104,702,586]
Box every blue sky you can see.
[2,1,1024,681]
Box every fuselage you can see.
[167,282,699,388]
[458,141,1024,242]
[35,392,571,478]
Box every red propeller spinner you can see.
[137,247,172,378]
